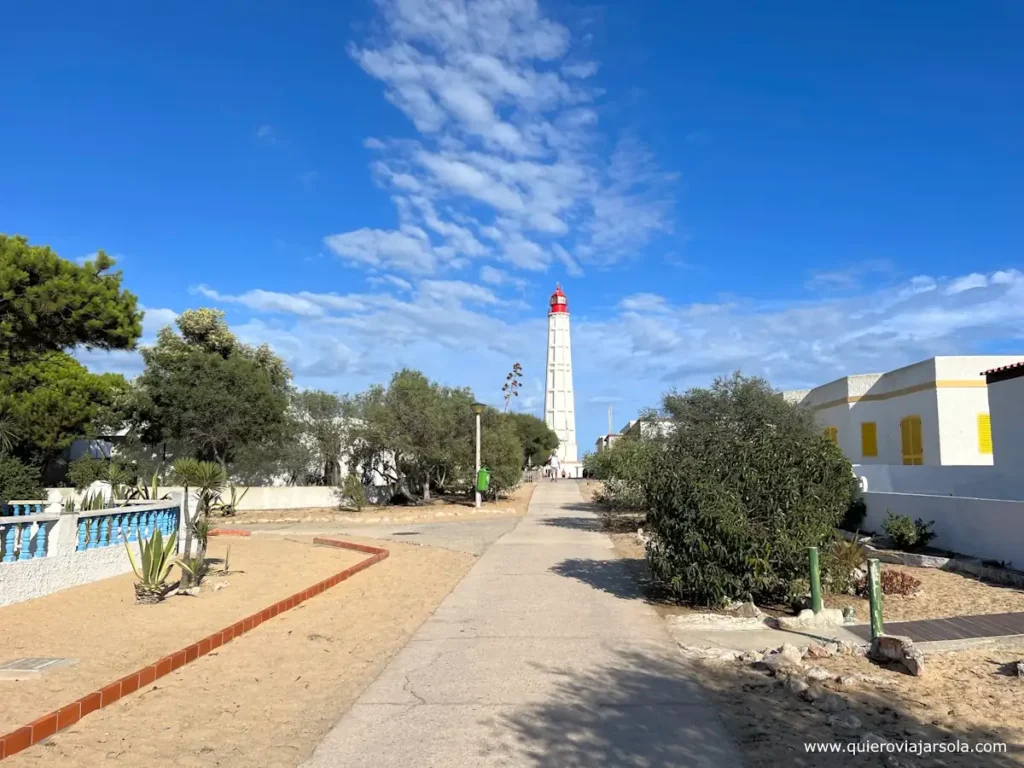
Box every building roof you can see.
[983,361,1024,384]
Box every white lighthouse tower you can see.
[544,284,581,477]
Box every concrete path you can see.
[302,481,745,768]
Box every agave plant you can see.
[80,490,108,511]
[125,528,178,604]
[177,555,210,587]
[211,483,248,516]
[127,468,171,502]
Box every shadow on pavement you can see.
[491,649,744,767]
[492,647,1024,767]
[549,557,649,600]
[538,516,604,532]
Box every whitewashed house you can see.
[783,356,1022,466]
[984,361,1024,471]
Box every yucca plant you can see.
[211,483,248,516]
[128,468,171,502]
[80,490,107,511]
[170,459,226,588]
[177,555,210,587]
[125,529,178,604]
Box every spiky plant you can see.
[211,483,248,516]
[170,458,201,589]
[125,529,178,604]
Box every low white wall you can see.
[853,464,1024,501]
[47,485,352,512]
[862,491,1024,567]
[0,500,184,607]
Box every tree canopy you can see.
[0,352,126,475]
[0,235,142,361]
[506,411,559,467]
[130,309,292,466]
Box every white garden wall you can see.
[853,464,1024,501]
[862,491,1024,567]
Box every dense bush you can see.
[480,415,525,496]
[840,497,866,532]
[583,437,657,510]
[882,512,936,552]
[829,538,867,595]
[644,373,858,607]
[67,455,109,490]
[0,455,44,504]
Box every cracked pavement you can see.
[301,481,745,767]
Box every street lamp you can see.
[471,402,486,508]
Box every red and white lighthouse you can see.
[544,284,581,476]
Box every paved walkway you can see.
[302,481,744,768]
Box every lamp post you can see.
[471,402,486,508]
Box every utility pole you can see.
[608,405,613,436]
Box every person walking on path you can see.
[547,452,560,481]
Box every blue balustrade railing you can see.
[75,504,180,551]
[0,516,58,562]
[1,500,48,517]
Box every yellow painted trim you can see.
[805,379,987,412]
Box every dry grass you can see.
[5,537,476,767]
[218,482,536,526]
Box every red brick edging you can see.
[0,538,388,761]
[208,528,251,536]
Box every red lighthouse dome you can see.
[549,284,568,314]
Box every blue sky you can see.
[3,0,1024,448]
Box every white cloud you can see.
[256,124,288,147]
[324,0,675,277]
[324,227,437,273]
[368,274,414,291]
[83,267,1024,450]
[945,273,988,295]
[141,307,178,335]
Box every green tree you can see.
[0,455,44,505]
[645,373,857,607]
[293,389,350,485]
[131,309,292,468]
[0,235,142,361]
[479,411,524,496]
[0,352,127,475]
[506,412,558,467]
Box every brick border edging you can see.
[209,528,251,536]
[0,538,388,761]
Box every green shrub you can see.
[479,415,524,497]
[827,538,866,595]
[644,373,858,607]
[882,512,936,552]
[0,455,44,504]
[840,497,866,532]
[67,455,108,490]
[338,474,367,510]
[584,438,656,511]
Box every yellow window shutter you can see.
[861,422,877,457]
[978,413,993,455]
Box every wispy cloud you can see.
[256,124,289,147]
[805,259,895,292]
[324,0,675,278]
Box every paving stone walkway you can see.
[301,480,745,768]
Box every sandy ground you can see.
[826,565,1024,623]
[216,482,536,525]
[0,537,363,736]
[6,537,476,767]
[691,645,1024,767]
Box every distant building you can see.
[782,355,1022,466]
[983,361,1024,471]
[544,284,583,477]
[619,417,675,441]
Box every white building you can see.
[544,284,582,477]
[984,361,1024,471]
[783,355,1023,466]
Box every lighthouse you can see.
[543,284,581,477]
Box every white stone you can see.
[804,665,834,682]
[214,581,229,591]
[828,713,863,731]
[773,608,846,630]
[784,676,809,696]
